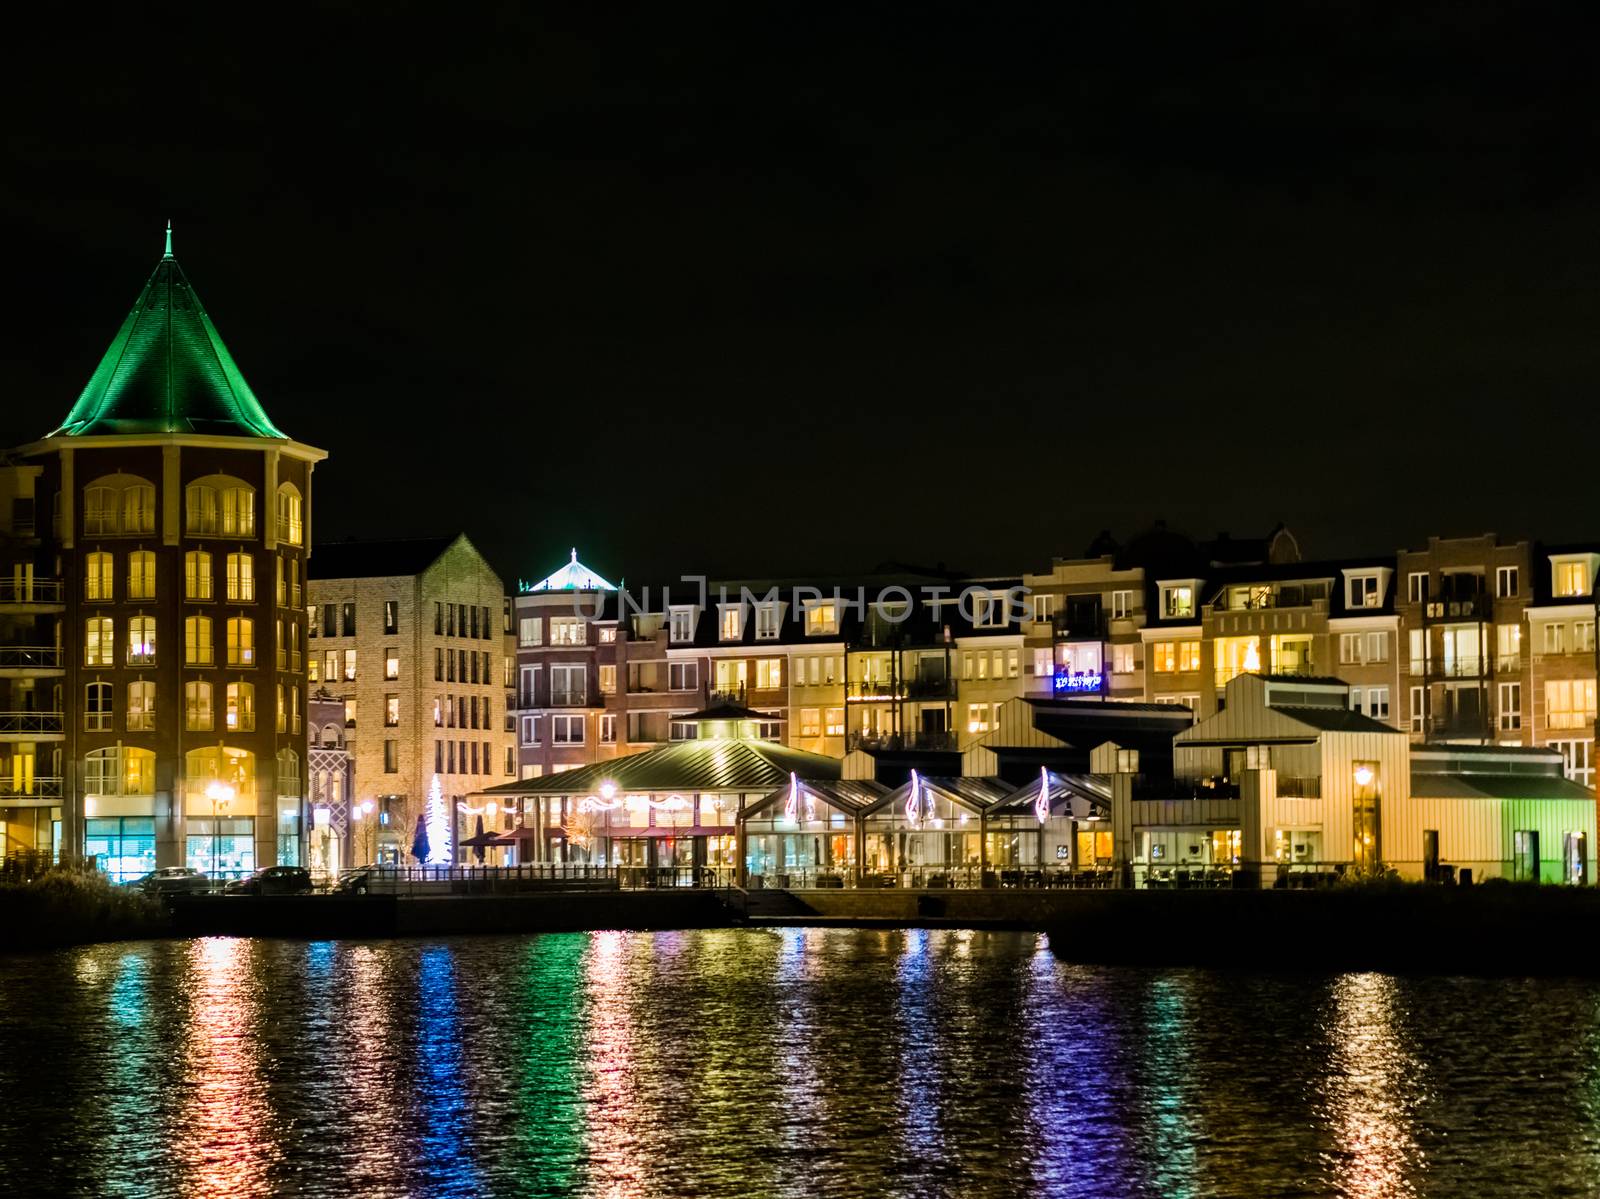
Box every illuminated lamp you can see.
[1353,765,1375,787]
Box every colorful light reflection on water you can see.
[3,931,1600,1196]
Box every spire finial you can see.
[570,547,578,563]
[163,220,173,259]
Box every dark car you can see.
[130,867,211,896]
[225,865,314,896]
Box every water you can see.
[2,931,1599,1198]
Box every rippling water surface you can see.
[3,930,1600,1197]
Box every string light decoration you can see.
[425,773,451,865]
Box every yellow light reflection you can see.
[175,937,275,1199]
[1323,973,1421,1198]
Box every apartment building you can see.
[1525,545,1599,788]
[1022,552,1147,701]
[4,237,325,878]
[307,534,513,863]
[0,460,62,857]
[512,558,1029,774]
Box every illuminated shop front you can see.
[472,704,841,885]
[738,776,888,887]
[857,774,1011,887]
[183,745,257,880]
[983,769,1112,876]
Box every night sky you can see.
[2,7,1594,585]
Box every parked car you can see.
[225,865,314,896]
[130,867,211,896]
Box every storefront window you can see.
[186,817,256,880]
[86,817,156,882]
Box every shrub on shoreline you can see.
[0,871,169,951]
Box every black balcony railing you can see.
[1422,595,1492,622]
[846,730,957,752]
[708,686,747,706]
[0,775,62,799]
[0,712,65,736]
[847,681,900,700]
[0,646,63,671]
[905,675,956,699]
[0,579,63,605]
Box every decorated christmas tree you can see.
[425,773,451,865]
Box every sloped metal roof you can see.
[477,738,842,796]
[1409,772,1597,802]
[522,549,617,592]
[861,775,1013,818]
[53,237,287,439]
[741,777,891,821]
[988,770,1111,818]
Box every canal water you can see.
[2,930,1599,1198]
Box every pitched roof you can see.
[476,737,842,795]
[53,233,287,439]
[522,549,617,592]
[1410,772,1597,802]
[308,536,459,580]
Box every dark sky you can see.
[2,6,1595,585]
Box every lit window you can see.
[1347,575,1381,608]
[184,551,213,600]
[85,617,115,666]
[1161,585,1194,619]
[1555,561,1591,598]
[519,616,542,646]
[127,551,156,600]
[85,552,113,601]
[1546,679,1597,730]
[185,616,213,666]
[550,617,586,646]
[226,617,255,666]
[1152,642,1176,673]
[385,649,400,679]
[824,706,844,736]
[226,553,254,602]
[127,617,156,666]
[798,708,821,737]
[343,649,356,680]
[719,605,744,641]
[275,484,303,546]
[225,682,256,732]
[185,681,214,731]
[805,602,838,636]
[599,664,617,694]
[756,658,783,690]
[385,694,400,727]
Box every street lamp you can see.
[350,798,376,865]
[204,780,235,878]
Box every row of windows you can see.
[432,694,494,730]
[79,476,302,543]
[434,739,498,776]
[81,549,302,606]
[80,745,300,798]
[82,680,302,733]
[434,647,494,685]
[435,601,495,640]
[83,615,300,668]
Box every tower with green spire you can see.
[7,231,328,873]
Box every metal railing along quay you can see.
[340,863,739,895]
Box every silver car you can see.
[130,867,211,896]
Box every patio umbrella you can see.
[411,814,430,864]
[472,814,486,863]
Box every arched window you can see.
[225,682,255,732]
[185,615,213,666]
[84,682,112,732]
[185,476,255,537]
[126,681,156,731]
[127,551,156,600]
[85,617,114,666]
[226,616,254,666]
[84,474,156,536]
[126,617,156,666]
[184,746,256,806]
[85,746,156,796]
[321,724,341,747]
[275,483,303,546]
[84,551,114,601]
[185,550,213,600]
[226,552,254,602]
[185,680,213,731]
[277,748,302,799]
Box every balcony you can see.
[846,730,958,753]
[0,579,64,609]
[708,686,747,706]
[0,776,63,803]
[847,681,900,701]
[1427,658,1489,680]
[549,689,600,708]
[0,712,65,739]
[905,675,956,700]
[1422,594,1492,623]
[0,646,64,676]
[1427,713,1490,739]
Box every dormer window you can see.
[973,592,1006,628]
[1553,558,1594,599]
[669,606,696,643]
[1347,574,1381,608]
[804,601,838,636]
[719,604,745,641]
[1160,584,1194,619]
[755,603,781,640]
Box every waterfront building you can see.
[481,702,837,879]
[306,691,354,876]
[307,534,514,864]
[1021,551,1147,702]
[4,234,326,878]
[1523,543,1598,787]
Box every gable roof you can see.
[476,737,842,796]
[52,234,287,439]
[308,535,459,580]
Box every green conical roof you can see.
[52,234,287,439]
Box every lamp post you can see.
[350,798,376,865]
[204,780,235,879]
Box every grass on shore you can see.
[0,870,169,951]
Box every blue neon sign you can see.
[1053,671,1103,694]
